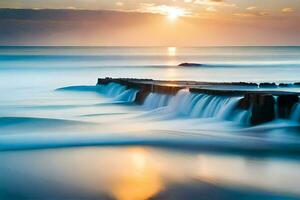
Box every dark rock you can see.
[251,94,275,125]
[97,77,112,85]
[277,95,299,118]
[152,85,183,95]
[259,82,277,88]
[135,90,150,104]
[230,82,259,87]
[294,82,300,86]
[279,83,292,87]
[238,93,275,125]
[238,96,251,110]
[190,88,244,96]
[178,63,203,67]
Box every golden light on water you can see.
[166,47,178,78]
[167,47,177,56]
[111,148,163,200]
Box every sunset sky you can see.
[0,0,299,46]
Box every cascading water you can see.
[114,89,138,102]
[98,83,127,97]
[96,83,252,124]
[140,89,250,124]
[291,103,300,122]
[97,84,299,125]
[98,83,138,102]
[63,83,300,126]
[142,93,172,110]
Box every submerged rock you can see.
[259,82,277,88]
[178,63,203,67]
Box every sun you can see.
[142,5,188,21]
[167,47,177,56]
[166,7,185,20]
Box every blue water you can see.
[1,46,300,200]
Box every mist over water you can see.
[1,46,300,199]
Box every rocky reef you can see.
[98,77,300,125]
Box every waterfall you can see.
[98,83,137,102]
[114,89,138,102]
[142,93,172,110]
[97,82,300,125]
[97,83,252,124]
[98,83,127,97]
[141,89,250,124]
[291,103,300,122]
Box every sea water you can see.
[1,46,300,199]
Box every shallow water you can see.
[1,46,300,199]
[1,147,300,200]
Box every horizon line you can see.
[1,45,300,48]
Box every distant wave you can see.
[0,117,92,128]
[1,128,300,155]
[57,83,138,103]
[79,112,127,117]
[1,54,300,60]
[1,63,300,72]
[56,85,101,92]
[200,62,300,68]
[1,54,300,68]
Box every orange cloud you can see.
[1,8,300,46]
[206,6,217,12]
[281,7,294,13]
[234,11,268,17]
[137,3,191,17]
[194,0,236,7]
[116,2,124,7]
[246,6,257,10]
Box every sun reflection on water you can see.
[167,47,177,56]
[2,147,300,199]
[111,148,163,200]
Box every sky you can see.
[0,0,299,46]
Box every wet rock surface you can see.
[278,95,299,118]
[97,78,300,125]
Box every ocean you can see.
[1,46,300,200]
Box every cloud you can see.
[116,2,124,7]
[234,11,268,17]
[206,6,217,12]
[281,7,294,13]
[246,6,257,10]
[234,6,269,18]
[137,3,191,16]
[65,6,77,10]
[194,0,236,7]
[0,8,300,46]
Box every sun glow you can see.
[139,4,187,21]
[167,47,177,56]
[111,148,162,200]
[165,7,185,20]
